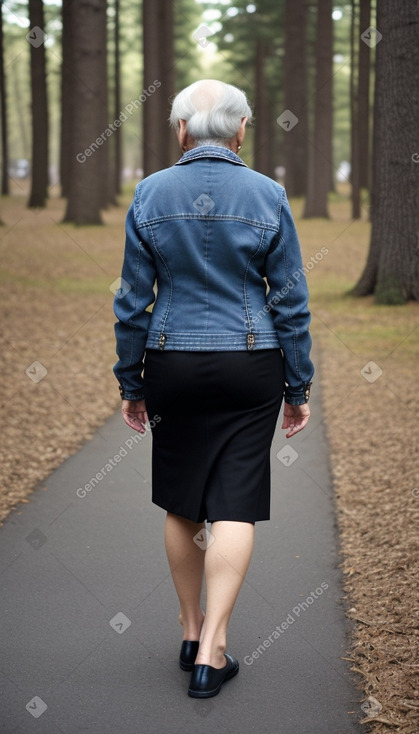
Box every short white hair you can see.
[170,79,252,145]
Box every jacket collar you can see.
[175,145,248,167]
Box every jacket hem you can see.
[145,331,281,351]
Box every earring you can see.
[237,145,242,152]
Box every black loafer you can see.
[188,653,239,698]
[179,640,200,671]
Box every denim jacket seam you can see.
[133,181,142,224]
[276,188,284,225]
[203,220,210,332]
[282,221,303,384]
[135,213,279,230]
[147,329,279,336]
[126,234,141,337]
[203,159,213,330]
[243,230,267,331]
[148,225,173,334]
[123,237,143,376]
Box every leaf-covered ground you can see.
[1,190,418,732]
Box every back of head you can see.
[170,79,252,146]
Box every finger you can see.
[134,411,150,432]
[285,415,310,438]
[122,413,146,433]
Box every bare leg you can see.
[196,520,255,668]
[164,512,206,641]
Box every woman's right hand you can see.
[121,399,149,433]
[282,402,310,438]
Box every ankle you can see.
[179,610,205,641]
[195,640,226,668]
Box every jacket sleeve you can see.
[264,189,314,404]
[113,201,156,400]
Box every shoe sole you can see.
[188,663,239,698]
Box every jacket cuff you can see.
[284,382,312,405]
[118,384,145,401]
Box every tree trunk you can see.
[64,0,108,225]
[254,38,273,178]
[113,0,122,196]
[59,0,73,199]
[142,0,175,177]
[353,0,419,303]
[351,0,371,218]
[28,0,49,208]
[0,0,9,195]
[303,0,333,218]
[283,0,308,196]
[350,0,361,219]
[358,0,371,190]
[97,2,109,209]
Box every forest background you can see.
[0,2,418,732]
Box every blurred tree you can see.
[203,0,284,178]
[0,0,9,195]
[142,0,175,175]
[170,0,204,162]
[303,0,333,218]
[353,0,419,303]
[28,0,49,208]
[358,0,371,191]
[254,37,272,177]
[333,9,352,175]
[350,0,361,218]
[59,0,73,199]
[282,0,308,196]
[350,0,371,219]
[64,0,108,225]
[173,0,203,89]
[113,0,121,195]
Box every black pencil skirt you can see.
[143,349,284,524]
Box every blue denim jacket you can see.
[114,146,314,404]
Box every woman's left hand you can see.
[121,399,149,433]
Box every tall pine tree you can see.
[353,0,419,302]
[28,0,49,208]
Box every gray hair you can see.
[169,79,252,146]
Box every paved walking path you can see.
[0,376,363,733]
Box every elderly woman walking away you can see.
[113,79,314,698]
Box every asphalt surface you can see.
[0,376,363,734]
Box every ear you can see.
[236,117,247,148]
[177,119,189,152]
